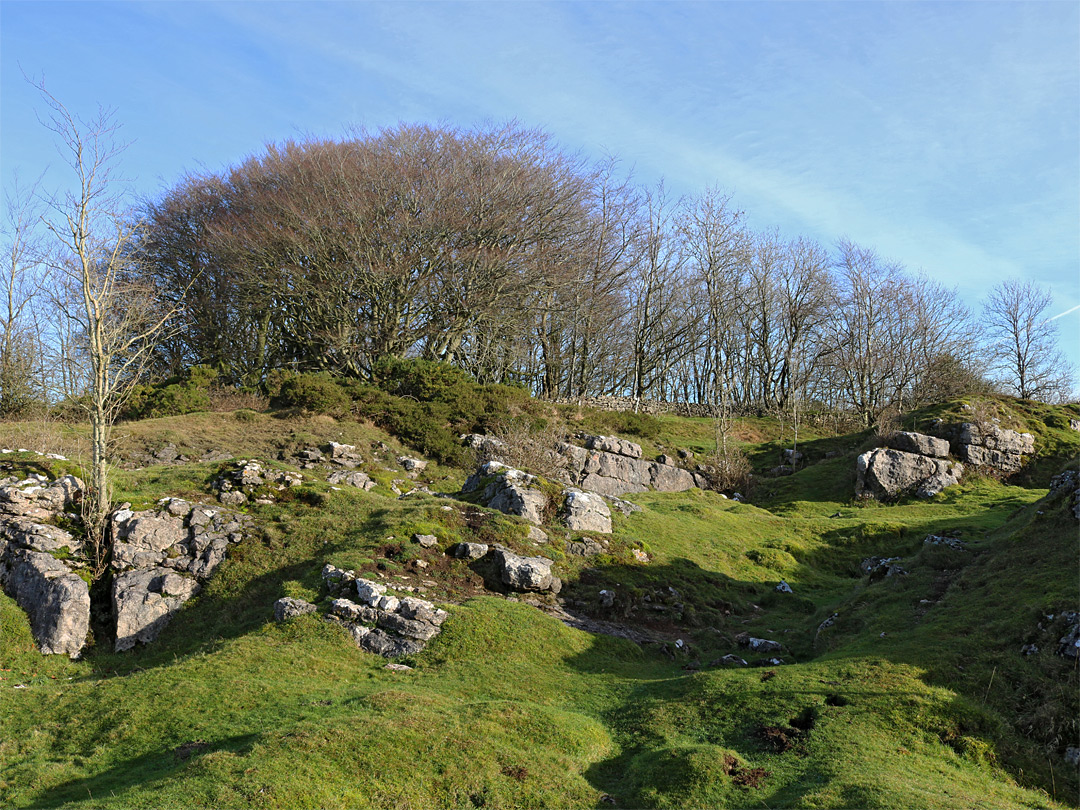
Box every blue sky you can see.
[2,1,1078,374]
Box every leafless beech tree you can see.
[981,279,1073,401]
[35,82,181,573]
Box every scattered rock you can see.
[598,589,615,608]
[327,469,376,490]
[738,635,783,654]
[413,533,438,548]
[327,593,447,658]
[776,580,793,594]
[398,456,428,474]
[452,542,489,560]
[710,654,748,667]
[924,534,965,551]
[527,526,549,544]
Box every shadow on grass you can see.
[25,733,258,808]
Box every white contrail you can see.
[1048,303,1080,322]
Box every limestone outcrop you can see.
[856,432,963,501]
[952,423,1034,474]
[463,461,613,535]
[461,431,703,499]
[325,576,449,658]
[0,474,90,657]
[559,435,702,497]
[111,498,250,651]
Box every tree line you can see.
[4,120,1076,431]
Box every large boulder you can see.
[0,547,89,657]
[856,448,962,500]
[583,434,643,459]
[562,489,612,534]
[568,441,697,498]
[492,546,561,593]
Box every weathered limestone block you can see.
[1,548,89,657]
[113,567,200,652]
[562,489,612,534]
[583,434,643,459]
[886,431,950,459]
[856,448,962,499]
[492,546,561,593]
[274,597,317,621]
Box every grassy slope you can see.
[1,397,1077,808]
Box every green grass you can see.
[1,395,1078,808]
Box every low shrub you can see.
[121,365,219,420]
[274,372,351,417]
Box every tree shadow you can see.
[25,733,258,808]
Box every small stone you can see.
[413,534,438,548]
[384,662,413,671]
[776,580,793,594]
[274,597,317,622]
[453,542,489,560]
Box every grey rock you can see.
[745,637,783,653]
[924,534,966,551]
[599,589,615,608]
[377,611,442,641]
[355,578,388,604]
[562,489,612,534]
[398,456,428,473]
[358,629,425,658]
[527,526,549,544]
[1070,420,1080,432]
[327,469,376,490]
[1066,747,1080,767]
[113,567,200,652]
[329,597,380,624]
[856,448,962,499]
[413,533,438,548]
[953,423,1034,473]
[711,654,748,667]
[397,597,448,626]
[566,537,606,557]
[776,580,793,594]
[492,546,561,593]
[453,542,489,560]
[486,479,548,526]
[0,548,89,657]
[274,597,317,622]
[885,431,950,459]
[583,434,642,459]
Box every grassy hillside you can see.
[1,394,1077,808]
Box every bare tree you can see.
[0,176,49,417]
[981,279,1074,401]
[35,82,180,573]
